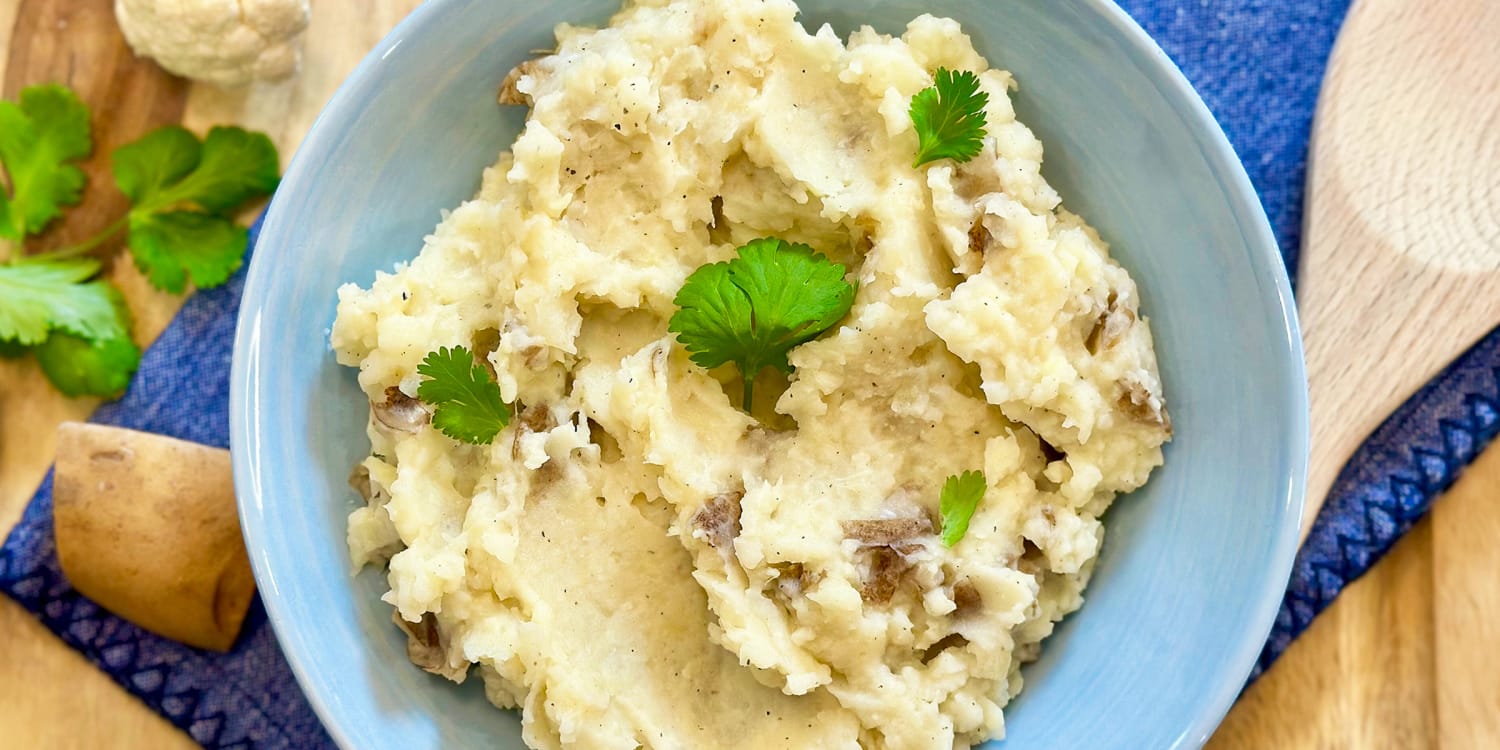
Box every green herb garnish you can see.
[669,237,855,411]
[939,470,987,547]
[0,259,126,345]
[416,345,513,445]
[34,326,142,398]
[0,84,91,239]
[909,68,989,167]
[112,125,280,293]
[0,83,279,398]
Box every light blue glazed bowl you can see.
[231,0,1307,747]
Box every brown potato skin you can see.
[52,423,255,652]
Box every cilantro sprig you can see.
[33,298,142,397]
[669,237,856,411]
[113,125,280,292]
[416,346,513,445]
[0,83,279,398]
[0,259,126,345]
[939,470,987,547]
[0,84,91,239]
[909,68,989,167]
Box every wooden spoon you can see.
[1299,0,1500,536]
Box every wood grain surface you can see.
[1,1,1496,748]
[1298,0,1500,534]
[0,1,421,747]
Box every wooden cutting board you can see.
[0,1,422,747]
[0,1,1496,748]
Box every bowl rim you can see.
[1080,2,1309,743]
[230,1,1309,748]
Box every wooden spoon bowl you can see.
[1299,0,1500,535]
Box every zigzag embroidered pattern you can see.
[1252,331,1500,680]
[0,473,324,749]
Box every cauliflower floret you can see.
[115,0,311,88]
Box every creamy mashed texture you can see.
[332,0,1171,748]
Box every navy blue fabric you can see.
[3,2,1497,746]
[1121,0,1355,281]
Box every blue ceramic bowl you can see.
[231,1,1307,747]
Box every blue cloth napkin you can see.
[4,1,1497,746]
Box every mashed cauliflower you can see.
[331,1,1171,748]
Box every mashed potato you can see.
[331,1,1171,748]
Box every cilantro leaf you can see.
[909,68,989,167]
[0,84,92,239]
[116,125,279,213]
[669,237,855,410]
[416,345,512,445]
[113,125,279,293]
[111,126,201,206]
[35,328,141,398]
[0,259,126,345]
[938,470,987,547]
[128,212,248,293]
[0,84,278,402]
